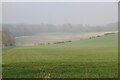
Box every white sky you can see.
[2,2,119,26]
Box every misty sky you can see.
[2,2,118,26]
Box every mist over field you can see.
[2,23,118,37]
[2,22,118,46]
[2,2,118,46]
[1,2,118,78]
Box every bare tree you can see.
[2,30,15,47]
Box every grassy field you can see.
[2,34,118,78]
[15,32,116,46]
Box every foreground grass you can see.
[2,34,118,78]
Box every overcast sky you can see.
[2,2,118,26]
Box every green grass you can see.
[2,34,118,78]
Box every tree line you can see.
[2,23,117,37]
[1,22,117,47]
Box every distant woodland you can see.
[2,23,117,37]
[1,22,117,47]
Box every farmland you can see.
[15,31,117,46]
[2,33,118,78]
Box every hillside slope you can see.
[2,34,118,78]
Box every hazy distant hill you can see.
[2,23,117,37]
